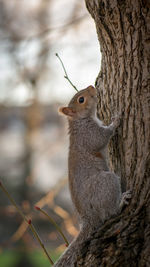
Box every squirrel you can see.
[55,85,131,267]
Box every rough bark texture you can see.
[77,0,150,266]
[55,1,150,266]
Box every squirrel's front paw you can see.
[111,115,121,129]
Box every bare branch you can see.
[0,180,54,266]
[35,206,69,247]
[56,53,78,92]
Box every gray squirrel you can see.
[55,85,131,266]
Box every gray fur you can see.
[68,116,121,228]
[55,86,130,266]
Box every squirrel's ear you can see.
[59,107,75,117]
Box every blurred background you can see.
[0,0,100,266]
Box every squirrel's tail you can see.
[54,225,91,267]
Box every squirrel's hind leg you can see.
[119,190,132,210]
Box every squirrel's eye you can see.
[78,96,84,104]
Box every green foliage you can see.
[0,251,19,267]
[0,250,61,267]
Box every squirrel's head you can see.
[59,86,97,120]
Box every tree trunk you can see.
[86,0,150,193]
[55,1,150,266]
[81,1,150,266]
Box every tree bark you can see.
[86,0,150,193]
[55,1,150,266]
[80,0,150,266]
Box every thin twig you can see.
[0,181,27,221]
[0,180,54,265]
[10,178,69,243]
[55,53,78,92]
[28,219,54,265]
[35,206,69,247]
